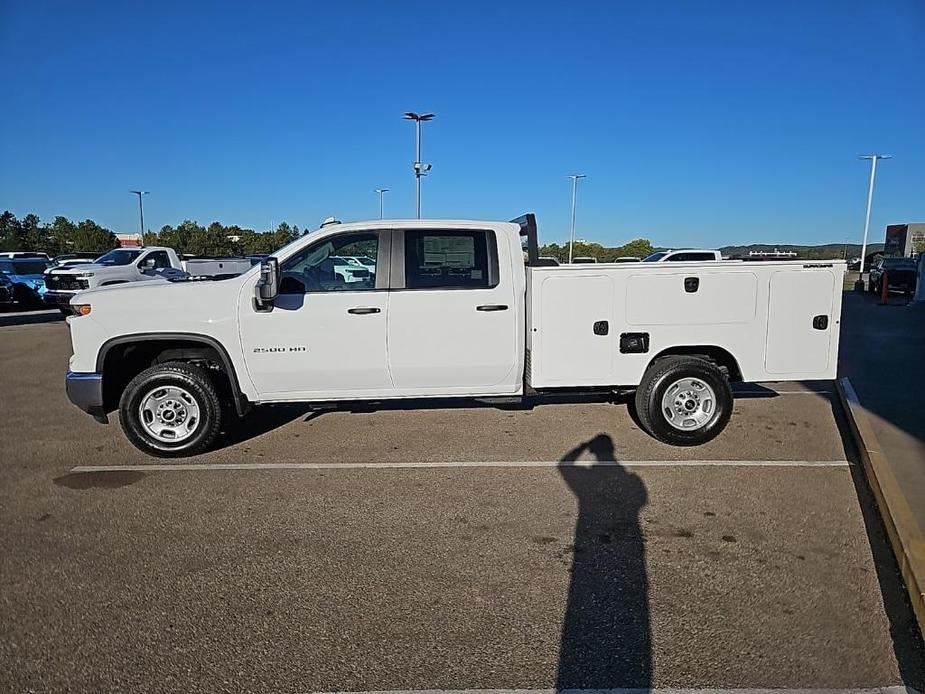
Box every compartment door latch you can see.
[620,332,650,354]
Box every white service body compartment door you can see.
[537,274,615,385]
[387,285,517,390]
[765,270,835,375]
[239,291,391,398]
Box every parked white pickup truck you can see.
[642,249,723,262]
[44,247,187,313]
[64,214,845,457]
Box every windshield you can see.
[4,260,50,275]
[94,249,142,266]
[356,257,375,266]
[642,252,668,262]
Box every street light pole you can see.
[858,155,891,276]
[375,188,389,219]
[567,174,587,263]
[403,112,435,218]
[130,190,148,239]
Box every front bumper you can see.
[66,371,106,419]
[44,290,77,306]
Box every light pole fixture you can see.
[858,155,891,277]
[130,190,149,238]
[403,112,435,218]
[375,188,389,220]
[567,174,587,263]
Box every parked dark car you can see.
[868,256,918,295]
[0,272,13,307]
[0,257,52,308]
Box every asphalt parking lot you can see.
[1,315,924,693]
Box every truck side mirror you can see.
[255,257,279,311]
[141,258,156,270]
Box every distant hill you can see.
[716,242,884,260]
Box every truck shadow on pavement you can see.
[556,434,651,688]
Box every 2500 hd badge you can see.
[253,346,307,353]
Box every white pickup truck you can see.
[44,247,187,313]
[64,214,845,457]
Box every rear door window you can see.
[403,230,497,289]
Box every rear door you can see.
[386,228,518,392]
[765,269,836,375]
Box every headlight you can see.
[72,304,92,316]
[76,272,95,278]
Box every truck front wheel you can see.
[119,361,222,457]
[634,356,732,446]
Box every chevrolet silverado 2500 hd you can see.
[64,215,845,457]
[44,247,187,313]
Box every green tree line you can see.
[0,211,120,256]
[142,221,299,256]
[1,211,300,257]
[538,238,655,263]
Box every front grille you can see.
[46,274,88,291]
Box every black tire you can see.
[634,356,733,446]
[119,361,222,458]
[13,285,42,309]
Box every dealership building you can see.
[884,223,925,257]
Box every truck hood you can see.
[47,263,118,276]
[75,275,240,303]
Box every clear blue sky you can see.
[1,0,923,247]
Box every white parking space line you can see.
[310,687,908,694]
[0,308,58,316]
[734,389,833,395]
[71,459,851,473]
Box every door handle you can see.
[347,307,381,315]
[476,304,509,312]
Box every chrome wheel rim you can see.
[138,385,201,443]
[661,377,717,431]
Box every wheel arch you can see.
[97,332,250,416]
[646,345,742,382]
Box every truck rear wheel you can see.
[119,361,222,457]
[634,356,732,446]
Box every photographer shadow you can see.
[556,434,651,688]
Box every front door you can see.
[387,228,519,393]
[238,230,392,399]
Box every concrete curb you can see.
[836,377,925,639]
